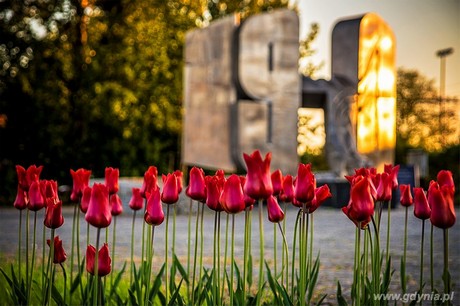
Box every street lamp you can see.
[436,47,454,147]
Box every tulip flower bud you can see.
[267,195,284,223]
[294,163,316,205]
[86,243,111,277]
[243,150,273,200]
[140,166,158,198]
[144,188,164,226]
[161,173,179,204]
[271,169,284,196]
[47,236,67,264]
[44,198,64,229]
[28,180,45,211]
[399,184,413,207]
[428,180,456,229]
[80,186,92,213]
[70,168,91,202]
[110,194,123,216]
[220,174,246,214]
[105,167,119,195]
[13,185,28,210]
[85,183,112,228]
[413,188,431,220]
[129,188,144,211]
[186,167,206,202]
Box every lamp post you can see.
[436,47,454,147]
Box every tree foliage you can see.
[0,0,292,204]
[396,67,458,153]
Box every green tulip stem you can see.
[217,211,222,306]
[386,200,391,263]
[191,201,200,304]
[291,209,301,300]
[356,223,362,306]
[25,209,29,297]
[145,225,155,303]
[273,222,277,278]
[130,210,136,285]
[199,202,205,282]
[430,223,434,306]
[18,210,22,281]
[309,213,314,278]
[443,229,451,296]
[256,200,265,306]
[278,221,289,293]
[419,219,425,305]
[60,262,67,304]
[70,204,77,305]
[187,198,193,302]
[165,204,170,305]
[243,208,250,304]
[46,228,55,306]
[213,211,219,305]
[173,203,177,257]
[221,213,229,300]
[229,214,235,306]
[42,221,46,297]
[28,211,37,302]
[281,202,287,287]
[111,216,117,288]
[76,208,82,294]
[402,206,408,295]
[93,227,101,306]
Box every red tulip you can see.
[267,195,284,223]
[105,167,119,195]
[428,180,456,229]
[110,194,123,216]
[28,180,45,211]
[375,173,393,202]
[13,186,28,210]
[271,169,284,196]
[80,186,92,213]
[243,150,273,200]
[413,187,431,220]
[342,205,371,229]
[384,164,400,189]
[85,183,112,228]
[140,166,158,198]
[144,188,164,226]
[220,174,246,214]
[343,175,375,228]
[44,198,64,229]
[350,167,378,200]
[129,188,144,211]
[279,174,294,203]
[294,163,316,205]
[436,170,455,194]
[86,243,111,277]
[186,167,206,202]
[174,170,184,194]
[70,168,91,202]
[309,185,332,214]
[47,236,67,264]
[240,175,256,208]
[399,184,413,207]
[16,165,43,192]
[205,175,224,212]
[161,173,179,204]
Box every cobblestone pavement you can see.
[0,203,459,304]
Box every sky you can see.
[293,0,460,97]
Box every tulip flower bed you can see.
[0,150,457,306]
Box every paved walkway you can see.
[0,202,459,304]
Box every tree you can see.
[0,1,295,204]
[396,67,459,153]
